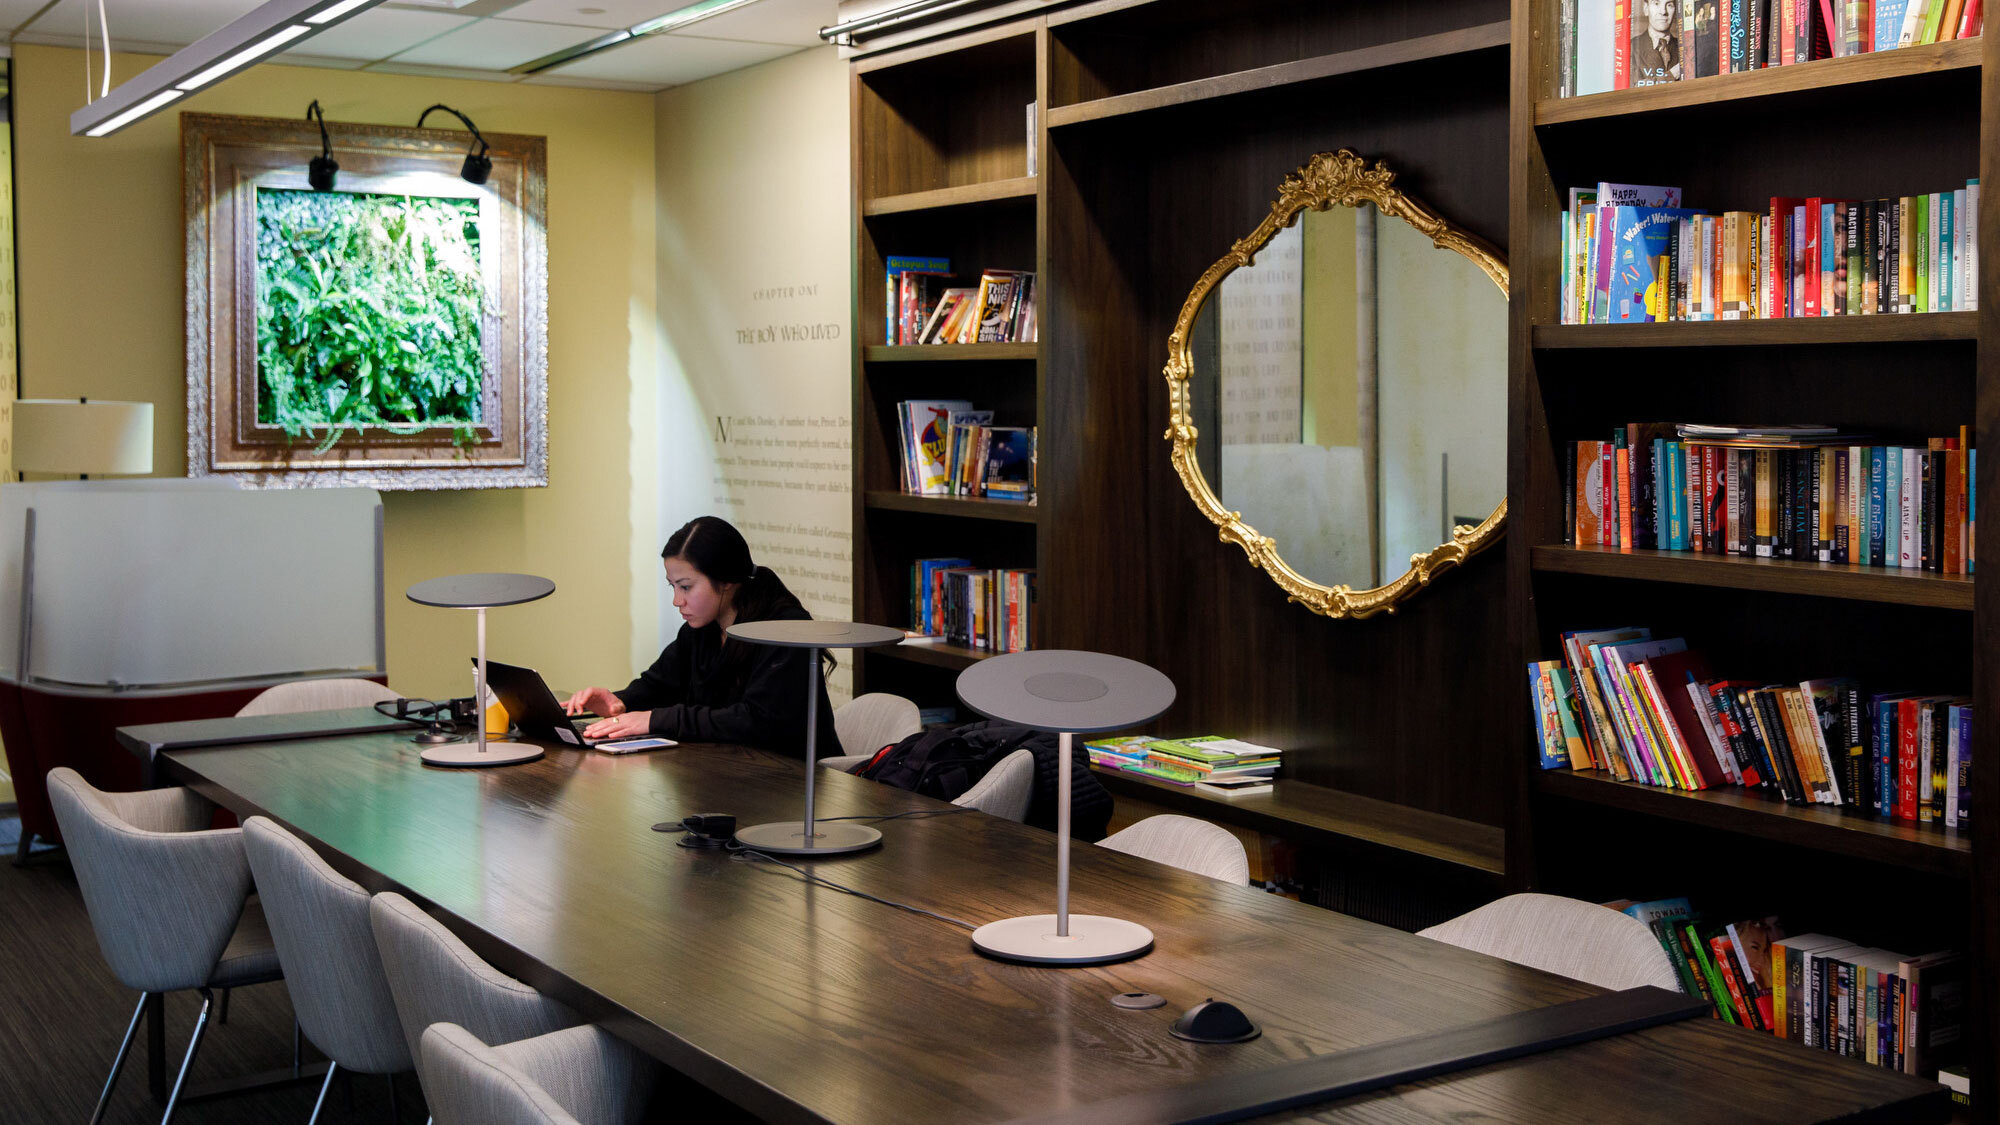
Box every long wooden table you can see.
[154,731,1948,1123]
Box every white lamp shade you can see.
[13,399,154,475]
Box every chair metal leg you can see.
[88,992,149,1125]
[293,1020,303,1077]
[146,993,166,1103]
[12,831,29,866]
[215,987,230,1025]
[386,1073,400,1123]
[306,1061,339,1125]
[159,988,213,1125]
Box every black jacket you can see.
[613,604,841,757]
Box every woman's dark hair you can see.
[662,516,833,681]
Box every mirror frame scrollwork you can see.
[1165,149,1510,619]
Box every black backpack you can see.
[856,721,1114,840]
[855,726,1033,802]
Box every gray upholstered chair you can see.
[369,892,582,1096]
[47,767,282,1125]
[237,677,401,717]
[1097,814,1250,884]
[1416,892,1682,992]
[420,1023,658,1125]
[951,748,1035,822]
[242,816,412,1123]
[821,692,922,772]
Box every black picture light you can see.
[305,99,337,191]
[416,103,492,185]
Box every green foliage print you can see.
[255,187,485,450]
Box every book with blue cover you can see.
[1608,206,1707,323]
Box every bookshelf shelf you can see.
[862,343,1038,362]
[862,176,1037,217]
[1537,769,1971,878]
[1535,37,1982,126]
[1531,311,1978,349]
[865,641,993,672]
[1529,545,1975,610]
[863,490,1041,523]
[1044,21,1509,129]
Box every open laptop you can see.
[477,659,611,747]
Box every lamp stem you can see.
[1057,729,1072,937]
[801,646,819,843]
[476,606,488,755]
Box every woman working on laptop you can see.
[564,516,839,757]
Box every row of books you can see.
[1611,897,1964,1078]
[896,399,1036,499]
[1532,625,1972,821]
[1085,735,1282,795]
[1561,181,1981,324]
[1559,0,1984,98]
[883,255,1038,345]
[908,558,1035,652]
[1565,423,1976,573]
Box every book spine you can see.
[1560,0,1578,96]
[1615,0,1633,87]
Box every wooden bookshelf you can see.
[1535,36,1982,126]
[1044,21,1509,129]
[862,490,1042,523]
[861,343,1039,362]
[1532,311,1978,349]
[1511,0,1995,1105]
[866,641,992,672]
[1538,770,1970,878]
[1530,545,1975,610]
[862,176,1038,216]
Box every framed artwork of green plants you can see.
[184,112,547,489]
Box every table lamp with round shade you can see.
[406,573,554,768]
[13,398,153,477]
[725,619,905,855]
[956,649,1175,966]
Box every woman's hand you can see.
[565,686,626,717]
[583,710,652,740]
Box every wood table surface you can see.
[158,732,1948,1124]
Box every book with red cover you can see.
[1649,650,1729,787]
[1802,197,1823,315]
[1768,197,1806,318]
[1614,0,1633,89]
[1898,696,1924,820]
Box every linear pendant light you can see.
[71,0,390,137]
[510,0,766,75]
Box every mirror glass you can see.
[1185,200,1507,595]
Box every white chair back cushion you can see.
[952,749,1035,822]
[243,817,412,1074]
[832,693,921,761]
[421,1023,581,1125]
[369,892,581,1088]
[422,1023,657,1125]
[1097,814,1249,884]
[237,677,401,717]
[1417,893,1682,992]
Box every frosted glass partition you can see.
[0,481,383,691]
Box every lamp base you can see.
[420,741,544,768]
[733,821,881,856]
[971,914,1154,966]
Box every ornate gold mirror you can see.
[1166,151,1509,619]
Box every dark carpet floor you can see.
[0,814,421,1125]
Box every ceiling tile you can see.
[15,0,265,48]
[495,0,665,31]
[538,28,793,86]
[679,0,832,47]
[389,15,599,67]
[0,0,58,38]
[282,8,476,61]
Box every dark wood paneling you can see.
[161,734,1949,1124]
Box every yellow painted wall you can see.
[12,44,657,701]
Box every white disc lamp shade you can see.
[405,573,554,768]
[13,399,154,476]
[725,619,906,856]
[956,650,1176,966]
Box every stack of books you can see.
[1560,182,1980,324]
[1612,897,1964,1077]
[896,399,1037,501]
[1084,736,1282,795]
[883,255,1037,344]
[1567,422,1974,574]
[1560,0,1984,99]
[908,558,1034,652]
[1531,627,1972,822]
